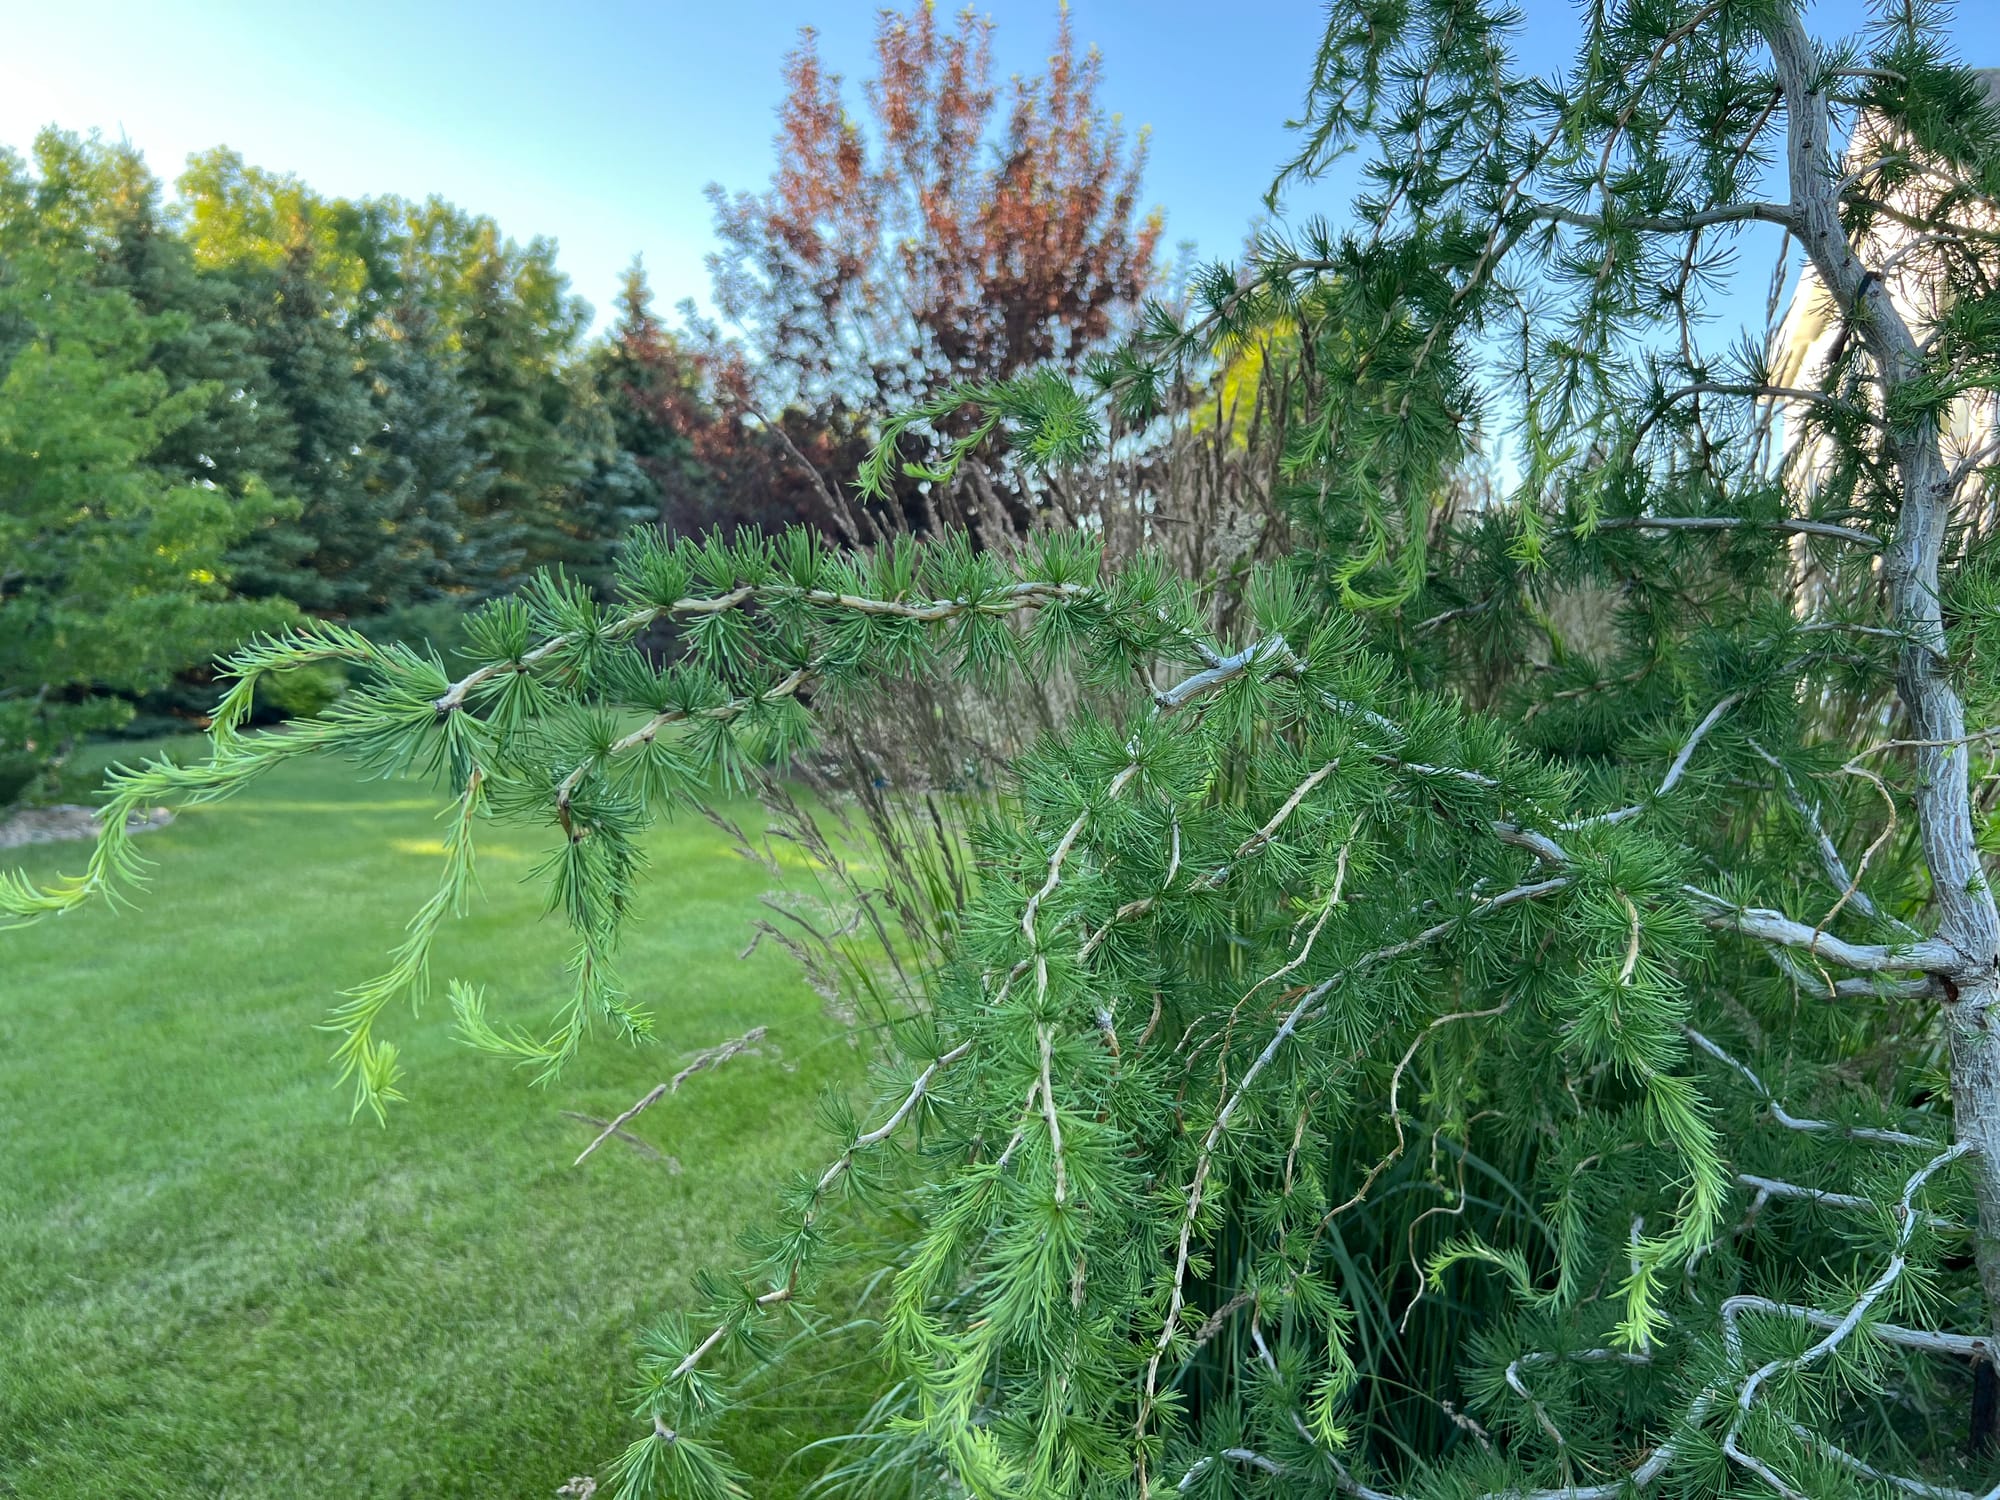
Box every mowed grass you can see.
[0,744,873,1499]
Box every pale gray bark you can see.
[1765,6,2000,1327]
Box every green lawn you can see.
[1,745,871,1498]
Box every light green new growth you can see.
[12,0,2000,1496]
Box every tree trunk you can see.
[1768,5,2000,1330]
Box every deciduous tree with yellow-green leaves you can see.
[0,143,288,805]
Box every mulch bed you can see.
[0,803,174,850]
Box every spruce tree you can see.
[11,4,2000,1498]
[449,222,595,580]
[552,357,657,598]
[178,150,392,614]
[362,298,488,607]
[597,260,712,530]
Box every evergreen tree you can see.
[593,260,852,540]
[177,158,614,614]
[0,153,285,805]
[178,149,391,613]
[259,240,390,611]
[23,131,295,519]
[550,355,656,597]
[13,4,2000,1499]
[597,260,711,530]
[361,298,487,606]
[448,220,593,580]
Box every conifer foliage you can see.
[11,3,2000,1499]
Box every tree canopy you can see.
[0,137,290,804]
[0,3,1167,807]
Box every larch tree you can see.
[13,3,2000,1499]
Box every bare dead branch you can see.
[1592,513,1880,548]
[560,1111,663,1160]
[1683,885,1959,972]
[670,1026,769,1093]
[1526,199,1799,234]
[1684,1027,1939,1147]
[572,1026,770,1168]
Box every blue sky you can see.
[1,1,1988,331]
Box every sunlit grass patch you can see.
[0,746,873,1498]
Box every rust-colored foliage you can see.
[602,262,874,541]
[708,4,1162,414]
